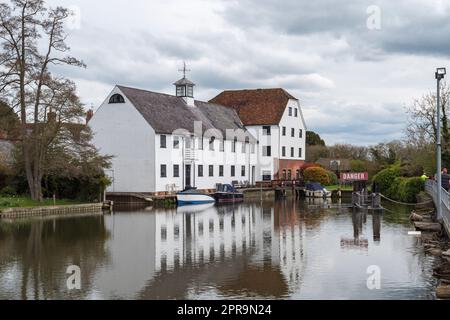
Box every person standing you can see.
[441,168,450,191]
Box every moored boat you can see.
[176,188,215,206]
[305,182,332,198]
[214,184,244,203]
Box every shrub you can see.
[326,171,339,186]
[373,166,401,194]
[396,177,425,203]
[300,162,322,175]
[0,185,16,196]
[303,167,330,185]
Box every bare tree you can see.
[0,0,86,200]
[405,83,450,147]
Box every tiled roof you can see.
[117,86,255,141]
[209,88,297,126]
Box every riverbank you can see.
[0,201,113,219]
[0,196,83,210]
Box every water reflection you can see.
[0,199,438,300]
[0,214,110,300]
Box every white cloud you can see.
[41,0,450,145]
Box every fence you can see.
[425,180,450,234]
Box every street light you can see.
[436,67,446,221]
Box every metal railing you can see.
[425,180,450,232]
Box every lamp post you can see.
[436,67,446,221]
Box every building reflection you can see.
[138,199,315,299]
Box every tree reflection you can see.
[0,215,110,300]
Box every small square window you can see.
[263,146,272,157]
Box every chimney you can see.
[86,109,94,124]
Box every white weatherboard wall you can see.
[155,134,257,192]
[278,99,307,161]
[247,125,280,181]
[89,87,156,193]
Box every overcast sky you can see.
[47,0,450,146]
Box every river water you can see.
[0,199,438,300]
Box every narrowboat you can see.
[214,184,244,203]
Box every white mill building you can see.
[89,71,306,193]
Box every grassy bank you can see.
[0,196,84,210]
[326,185,353,191]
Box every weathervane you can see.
[178,61,191,78]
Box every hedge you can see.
[327,171,339,186]
[373,166,401,193]
[373,166,424,203]
[303,167,330,185]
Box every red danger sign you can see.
[341,172,369,181]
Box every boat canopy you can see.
[306,182,325,191]
[216,184,239,193]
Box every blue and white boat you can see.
[176,188,215,206]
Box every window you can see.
[295,109,298,117]
[296,169,301,180]
[241,166,246,177]
[262,171,272,181]
[289,107,292,116]
[288,170,292,180]
[209,165,214,177]
[291,128,295,137]
[198,165,204,177]
[232,137,237,152]
[173,165,180,177]
[160,165,167,178]
[160,135,167,148]
[299,148,303,158]
[219,165,224,177]
[299,129,303,138]
[109,94,125,104]
[282,147,286,157]
[176,86,186,97]
[291,147,294,158]
[282,127,286,136]
[219,140,224,152]
[173,136,180,149]
[262,126,271,136]
[209,137,215,151]
[187,85,193,97]
[231,165,236,177]
[282,170,287,180]
[263,146,272,157]
[185,137,192,149]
